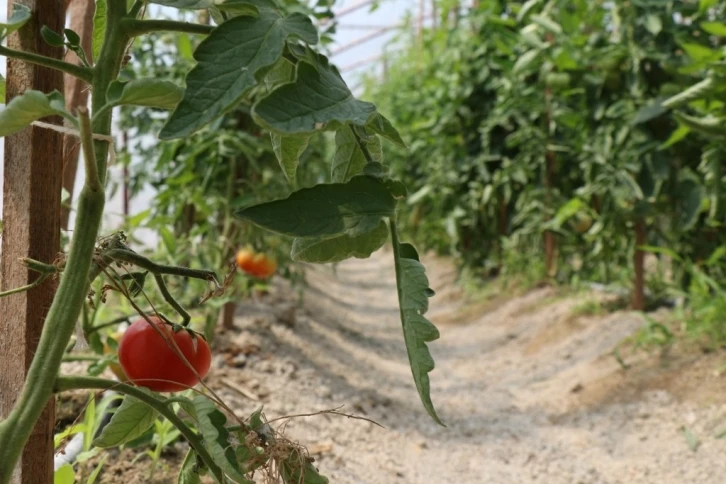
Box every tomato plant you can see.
[0,1,443,482]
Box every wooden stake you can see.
[0,1,65,483]
[632,217,646,310]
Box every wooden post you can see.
[61,0,95,229]
[543,32,558,279]
[632,217,646,310]
[0,1,65,483]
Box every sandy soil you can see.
[76,248,726,483]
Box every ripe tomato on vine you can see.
[118,317,211,393]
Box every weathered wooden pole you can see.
[0,1,65,482]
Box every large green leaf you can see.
[0,4,31,39]
[331,125,382,183]
[235,175,397,238]
[253,57,377,134]
[193,395,252,484]
[392,239,444,426]
[0,90,76,137]
[290,220,389,263]
[92,0,106,61]
[271,133,311,186]
[93,392,158,447]
[106,79,184,110]
[160,12,318,139]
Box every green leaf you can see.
[235,175,397,238]
[0,4,31,39]
[280,448,329,484]
[178,448,203,484]
[40,26,65,47]
[680,42,717,62]
[513,49,541,74]
[86,454,108,484]
[193,395,252,484]
[530,14,562,34]
[291,220,389,263]
[264,57,295,91]
[106,79,184,110]
[93,392,159,447]
[0,73,6,100]
[160,12,318,139]
[271,133,311,186]
[0,90,76,137]
[700,0,719,13]
[92,0,107,61]
[676,179,705,231]
[700,21,726,36]
[644,14,662,35]
[392,237,444,426]
[674,112,724,137]
[632,101,666,124]
[660,124,690,149]
[177,34,194,61]
[331,125,382,183]
[54,464,75,484]
[253,57,377,134]
[159,226,178,254]
[367,113,406,147]
[64,28,81,47]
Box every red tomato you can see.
[118,316,211,392]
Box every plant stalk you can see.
[0,44,93,82]
[120,19,215,37]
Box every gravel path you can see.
[205,249,726,484]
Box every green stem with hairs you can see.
[0,2,130,481]
[0,45,93,82]
[54,376,225,483]
[121,19,215,37]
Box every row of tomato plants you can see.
[365,0,726,319]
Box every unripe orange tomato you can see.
[253,254,277,279]
[235,248,256,272]
[235,248,277,279]
[118,317,211,393]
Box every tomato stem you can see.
[120,18,215,37]
[153,272,192,325]
[53,376,225,483]
[105,248,220,285]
